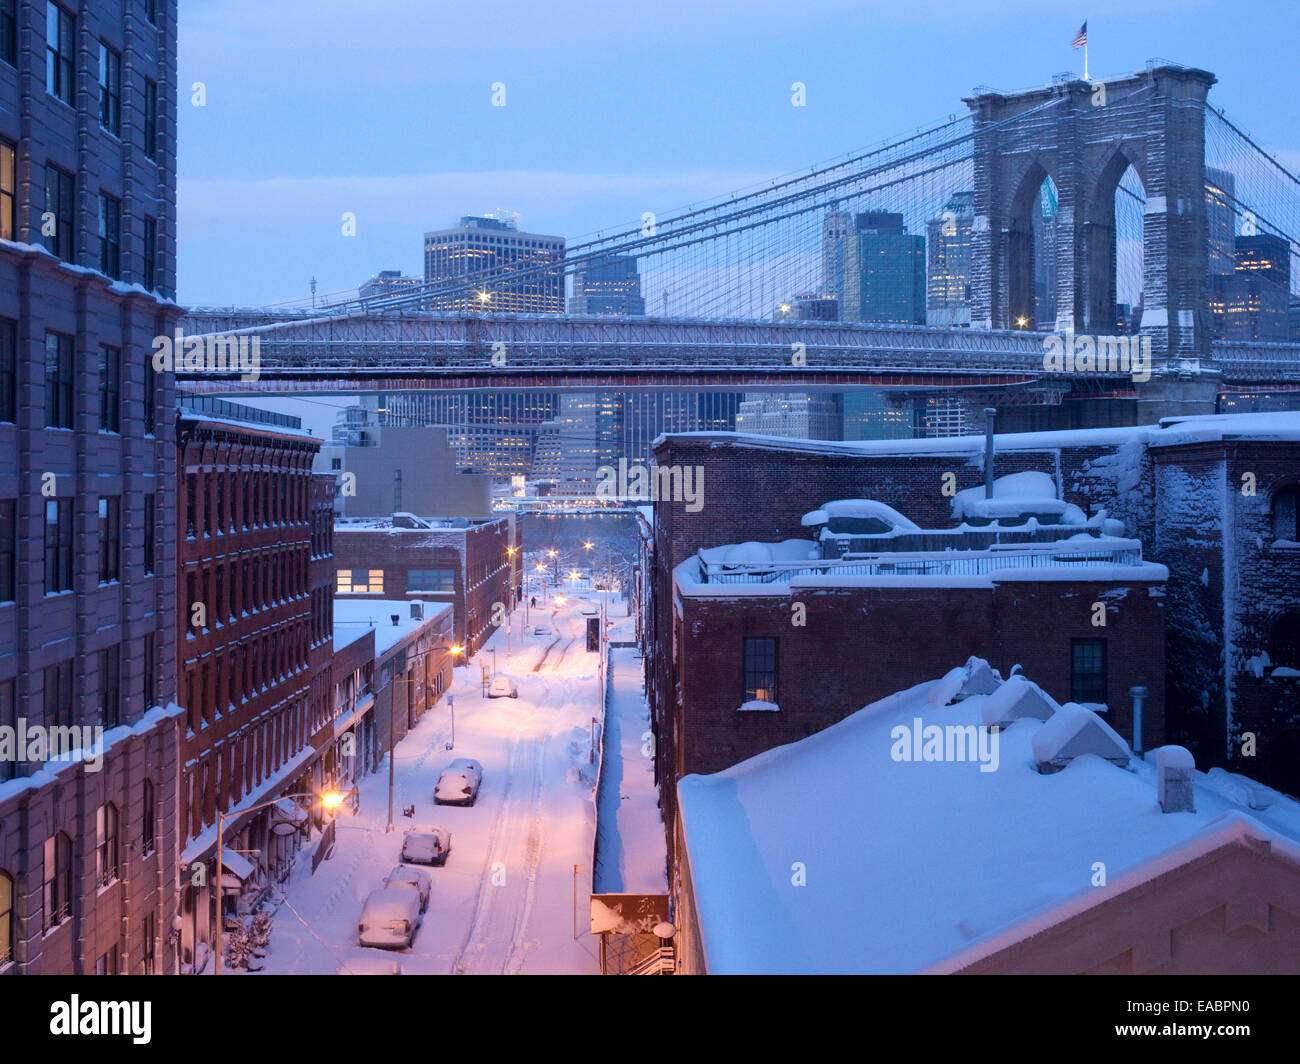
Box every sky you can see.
[176,0,1300,310]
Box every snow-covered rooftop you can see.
[658,411,1300,460]
[677,667,1300,974]
[678,537,1166,592]
[333,599,451,656]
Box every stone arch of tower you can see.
[965,64,1217,366]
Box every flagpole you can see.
[1084,39,1089,81]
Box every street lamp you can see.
[214,789,345,975]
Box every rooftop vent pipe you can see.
[983,408,997,499]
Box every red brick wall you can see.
[673,577,1165,779]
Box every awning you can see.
[272,799,308,825]
[221,851,255,881]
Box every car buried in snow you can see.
[435,758,484,806]
[383,865,432,912]
[401,826,453,866]
[487,676,518,699]
[357,888,423,949]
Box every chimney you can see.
[1155,746,1196,813]
[983,408,996,498]
[390,614,400,627]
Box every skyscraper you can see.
[568,255,646,315]
[358,269,422,305]
[1212,232,1292,340]
[842,212,926,324]
[1205,168,1238,278]
[821,210,853,306]
[926,191,974,327]
[423,214,565,313]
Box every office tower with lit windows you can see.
[926,191,973,327]
[423,214,565,313]
[842,211,926,325]
[568,254,645,315]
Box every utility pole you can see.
[310,275,317,308]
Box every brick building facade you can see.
[174,408,333,972]
[0,0,181,974]
[333,514,517,658]
[648,418,1300,810]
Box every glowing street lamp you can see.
[1016,316,1028,328]
[477,290,491,306]
[215,789,346,974]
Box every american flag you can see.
[1072,21,1088,49]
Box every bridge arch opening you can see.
[1007,163,1058,330]
[1088,151,1147,334]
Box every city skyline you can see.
[176,0,1300,306]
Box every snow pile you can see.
[698,539,819,568]
[738,700,781,713]
[952,471,1086,525]
[1031,702,1130,771]
[931,658,1004,708]
[979,675,1059,728]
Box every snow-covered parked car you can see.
[357,888,422,949]
[488,676,518,699]
[401,827,452,866]
[336,953,403,975]
[435,759,484,806]
[383,865,432,912]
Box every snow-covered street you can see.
[261,585,633,975]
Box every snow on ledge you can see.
[738,700,781,713]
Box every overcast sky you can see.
[177,0,1298,308]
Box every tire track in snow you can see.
[450,679,554,975]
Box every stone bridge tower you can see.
[966,63,1221,419]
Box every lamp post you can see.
[214,789,345,975]
[547,548,559,587]
[387,642,461,833]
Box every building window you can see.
[42,831,72,931]
[143,632,156,711]
[407,568,455,593]
[143,493,155,574]
[1268,611,1300,670]
[45,3,74,105]
[337,569,383,594]
[143,359,155,435]
[44,331,73,428]
[98,193,121,279]
[94,945,119,975]
[742,637,778,704]
[143,78,158,160]
[98,496,121,583]
[98,43,121,137]
[44,165,74,261]
[0,139,14,241]
[44,659,72,731]
[0,681,14,783]
[144,0,157,25]
[0,317,13,422]
[143,215,157,290]
[44,498,73,593]
[99,344,120,432]
[0,498,13,602]
[141,911,155,975]
[1273,486,1299,542]
[0,871,12,967]
[96,803,119,886]
[99,644,120,727]
[142,778,156,856]
[1070,639,1108,705]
